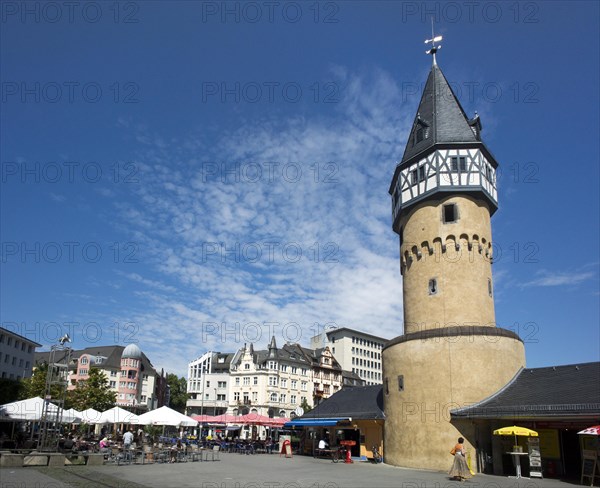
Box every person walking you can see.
[449,437,472,481]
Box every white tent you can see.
[0,397,79,423]
[63,408,83,423]
[96,406,139,425]
[137,406,198,427]
[79,408,102,424]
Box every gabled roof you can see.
[300,385,384,420]
[400,63,480,165]
[211,352,235,373]
[451,362,600,419]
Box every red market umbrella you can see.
[263,417,289,427]
[578,425,600,435]
[192,414,217,423]
[239,413,272,425]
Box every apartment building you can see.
[35,344,168,411]
[310,327,389,385]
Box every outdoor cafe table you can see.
[506,451,529,479]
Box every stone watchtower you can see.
[382,37,525,470]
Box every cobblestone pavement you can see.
[1,454,581,488]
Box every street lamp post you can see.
[200,366,206,436]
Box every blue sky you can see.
[1,1,599,378]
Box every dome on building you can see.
[122,343,142,359]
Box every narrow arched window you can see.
[428,278,438,295]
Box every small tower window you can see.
[416,127,424,143]
[450,157,467,172]
[428,278,438,295]
[397,375,404,392]
[488,278,493,297]
[419,165,426,182]
[443,204,457,223]
[411,169,418,186]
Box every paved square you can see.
[0,453,581,488]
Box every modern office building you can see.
[0,326,41,380]
[310,327,388,385]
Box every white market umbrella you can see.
[63,408,83,423]
[96,406,139,425]
[0,397,79,422]
[79,408,102,424]
[137,406,198,427]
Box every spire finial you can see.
[424,18,442,65]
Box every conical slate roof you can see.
[401,63,479,165]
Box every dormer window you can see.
[416,126,424,143]
[413,118,430,146]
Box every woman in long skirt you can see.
[449,437,472,481]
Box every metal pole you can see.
[200,367,205,437]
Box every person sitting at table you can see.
[169,439,183,463]
[99,437,109,453]
[318,438,329,450]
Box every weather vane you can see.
[424,18,443,64]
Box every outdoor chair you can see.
[189,444,202,462]
[208,445,220,461]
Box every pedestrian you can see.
[123,429,134,449]
[449,437,471,481]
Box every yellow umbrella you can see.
[493,426,538,437]
[493,425,538,449]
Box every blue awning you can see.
[283,417,349,428]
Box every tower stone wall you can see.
[400,195,495,333]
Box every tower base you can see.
[382,326,525,471]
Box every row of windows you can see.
[351,347,381,360]
[408,157,496,189]
[0,335,34,354]
[0,353,30,369]
[352,368,382,381]
[233,392,307,406]
[352,357,381,369]
[121,359,139,367]
[351,336,384,349]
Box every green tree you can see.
[300,398,312,414]
[20,362,62,400]
[69,369,116,412]
[167,374,188,413]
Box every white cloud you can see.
[520,269,596,288]
[107,67,409,376]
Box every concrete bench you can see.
[0,453,24,467]
[47,453,66,466]
[86,453,105,466]
[23,453,49,466]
